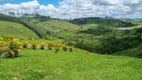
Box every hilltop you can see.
[70,17,136,30]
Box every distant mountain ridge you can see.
[70,17,136,27]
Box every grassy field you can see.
[46,20,80,30]
[0,49,142,80]
[131,20,142,28]
[29,19,80,31]
[0,21,39,39]
[20,18,80,39]
[82,24,98,30]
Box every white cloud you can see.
[20,0,40,9]
[0,0,141,19]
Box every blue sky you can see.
[0,0,59,6]
[0,0,142,19]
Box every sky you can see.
[0,0,142,19]
[0,0,59,6]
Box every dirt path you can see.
[113,27,135,30]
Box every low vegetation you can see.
[0,49,142,80]
[0,36,73,58]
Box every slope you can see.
[20,18,80,39]
[0,21,39,39]
[71,17,136,30]
[114,44,142,58]
[0,49,142,80]
[0,13,20,23]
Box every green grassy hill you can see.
[45,20,80,30]
[27,18,80,31]
[0,13,20,23]
[130,20,142,28]
[0,21,39,39]
[20,18,80,39]
[0,14,80,39]
[71,17,136,29]
[114,44,142,58]
[0,49,142,80]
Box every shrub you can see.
[47,43,53,50]
[8,39,21,57]
[2,35,14,42]
[69,46,73,52]
[23,42,29,49]
[40,43,45,50]
[62,46,68,51]
[48,46,52,50]
[31,42,37,49]
[55,47,60,53]
[0,39,21,58]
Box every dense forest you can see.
[71,17,136,27]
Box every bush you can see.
[55,47,60,53]
[0,49,15,58]
[9,39,21,57]
[69,47,73,52]
[40,43,46,50]
[31,42,37,49]
[23,42,29,49]
[62,46,68,51]
[0,39,21,58]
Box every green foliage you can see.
[40,43,45,50]
[19,17,80,39]
[69,47,73,52]
[1,35,14,41]
[31,42,37,50]
[71,17,136,27]
[80,28,112,36]
[8,39,21,57]
[55,47,60,53]
[99,35,141,54]
[0,13,142,58]
[0,38,21,58]
[0,13,20,23]
[62,46,68,51]
[34,14,50,21]
[20,20,47,38]
[23,41,30,49]
[114,44,142,58]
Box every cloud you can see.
[20,0,40,9]
[0,0,141,19]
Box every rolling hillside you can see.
[71,17,136,30]
[0,13,142,58]
[114,44,142,58]
[46,20,80,30]
[0,13,20,23]
[26,18,80,31]
[20,18,80,39]
[0,21,39,39]
[0,14,80,39]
